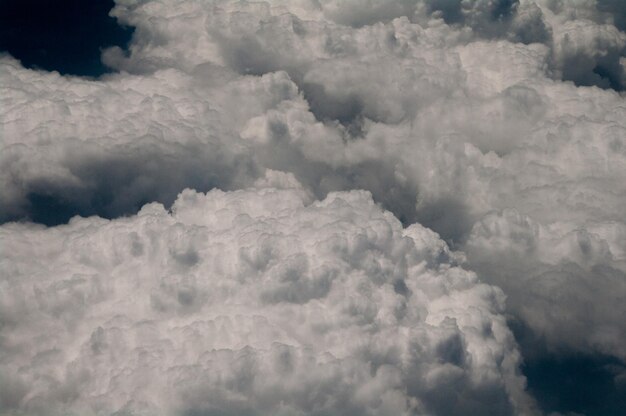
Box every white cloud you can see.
[0,187,535,415]
[2,0,626,413]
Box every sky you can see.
[1,1,625,415]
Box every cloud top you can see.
[0,187,535,415]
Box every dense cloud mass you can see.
[0,186,535,415]
[1,0,626,414]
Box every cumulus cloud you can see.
[0,187,535,415]
[2,0,626,414]
[0,57,298,223]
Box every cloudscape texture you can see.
[1,0,625,415]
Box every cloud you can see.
[466,209,626,357]
[536,0,626,90]
[2,0,626,414]
[0,56,301,224]
[0,187,535,415]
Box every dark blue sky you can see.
[0,0,132,76]
[510,319,626,416]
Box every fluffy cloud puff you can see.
[0,56,299,223]
[0,186,536,415]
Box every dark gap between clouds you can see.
[0,0,133,77]
[510,318,626,416]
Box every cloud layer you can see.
[0,186,535,415]
[1,0,626,414]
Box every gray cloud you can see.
[1,0,626,414]
[0,187,535,415]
